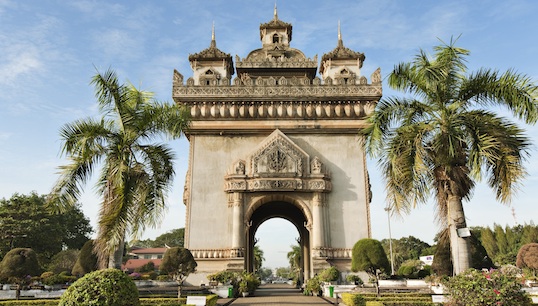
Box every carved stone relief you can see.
[224,130,331,193]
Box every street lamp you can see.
[384,206,395,276]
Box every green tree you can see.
[380,236,431,272]
[287,244,301,280]
[363,41,538,275]
[257,267,272,280]
[275,267,291,279]
[0,192,91,266]
[521,223,538,245]
[160,247,197,297]
[134,228,185,248]
[477,224,538,266]
[253,245,264,272]
[480,226,498,261]
[47,249,80,274]
[351,238,390,296]
[0,248,41,300]
[71,240,98,277]
[49,69,189,269]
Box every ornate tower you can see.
[173,10,382,284]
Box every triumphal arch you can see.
[172,10,382,283]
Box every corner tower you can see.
[173,10,382,284]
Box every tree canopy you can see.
[352,238,390,296]
[0,192,92,266]
[49,69,190,268]
[380,236,432,273]
[479,223,538,266]
[363,40,538,274]
[134,228,185,248]
[160,247,197,283]
[352,238,390,275]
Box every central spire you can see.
[210,22,216,48]
[338,20,343,47]
[274,3,278,20]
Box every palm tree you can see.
[363,40,538,275]
[49,69,189,269]
[253,245,265,272]
[287,244,301,277]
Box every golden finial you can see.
[338,20,343,47]
[210,21,216,48]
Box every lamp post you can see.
[384,206,395,276]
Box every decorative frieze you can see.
[190,248,244,259]
[235,54,318,69]
[312,247,353,259]
[173,83,381,99]
[176,100,377,120]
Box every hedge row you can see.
[342,293,436,306]
[0,300,59,306]
[0,296,218,306]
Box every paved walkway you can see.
[222,284,337,306]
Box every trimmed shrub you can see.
[341,293,366,306]
[0,248,41,282]
[135,261,156,273]
[305,276,321,296]
[346,274,364,285]
[59,268,140,306]
[71,240,97,277]
[207,270,235,284]
[365,302,383,306]
[443,268,531,306]
[516,243,538,276]
[139,298,186,305]
[319,266,340,282]
[138,295,217,306]
[157,274,171,281]
[0,300,59,306]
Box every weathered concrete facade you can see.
[172,9,381,283]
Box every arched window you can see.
[273,34,280,43]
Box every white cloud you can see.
[0,132,11,143]
[0,47,42,86]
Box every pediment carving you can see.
[225,130,331,193]
[251,129,307,177]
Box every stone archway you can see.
[174,11,381,285]
[245,196,312,280]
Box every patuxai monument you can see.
[172,8,382,284]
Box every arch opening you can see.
[246,200,311,283]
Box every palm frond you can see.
[463,69,538,124]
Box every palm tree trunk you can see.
[108,237,125,269]
[447,195,471,275]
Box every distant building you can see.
[122,247,168,272]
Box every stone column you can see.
[231,192,244,257]
[302,235,311,280]
[312,192,325,250]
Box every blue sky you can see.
[1,0,537,269]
